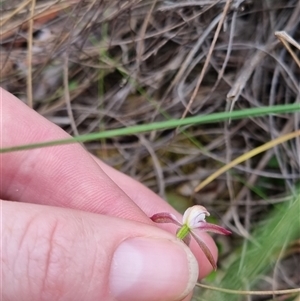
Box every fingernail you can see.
[109,237,198,301]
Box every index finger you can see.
[0,88,147,223]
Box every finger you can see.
[2,200,198,301]
[1,88,147,223]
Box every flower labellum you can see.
[150,205,231,270]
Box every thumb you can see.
[2,200,198,301]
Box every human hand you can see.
[1,88,217,301]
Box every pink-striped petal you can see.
[197,222,232,235]
[190,231,217,270]
[150,212,182,226]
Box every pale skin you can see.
[1,88,217,301]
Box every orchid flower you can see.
[150,205,231,270]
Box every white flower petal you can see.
[182,205,210,229]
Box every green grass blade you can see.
[1,103,300,153]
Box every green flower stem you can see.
[176,224,190,240]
